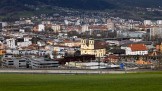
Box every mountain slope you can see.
[1,0,162,14]
[0,0,116,12]
[1,0,162,20]
[106,0,162,8]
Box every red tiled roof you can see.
[128,44,147,51]
[105,55,119,59]
[138,25,159,29]
[89,25,108,30]
[63,39,71,43]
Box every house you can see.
[51,24,61,33]
[6,38,16,49]
[156,43,162,52]
[136,58,152,65]
[106,40,120,46]
[16,37,32,47]
[104,55,119,63]
[81,39,106,58]
[60,39,81,47]
[6,49,19,55]
[0,43,5,55]
[33,24,45,32]
[121,44,148,55]
[53,46,67,58]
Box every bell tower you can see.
[88,39,94,49]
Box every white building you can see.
[107,19,115,30]
[19,29,25,33]
[17,41,32,47]
[38,24,45,32]
[144,20,152,25]
[6,38,16,49]
[17,37,32,47]
[42,21,51,25]
[149,26,162,38]
[64,20,69,25]
[121,44,148,55]
[51,24,61,32]
[30,58,59,69]
[82,25,89,32]
[157,20,162,25]
[2,57,29,68]
[0,22,7,27]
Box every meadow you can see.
[0,72,162,91]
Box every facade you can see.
[0,23,2,32]
[82,25,89,32]
[33,24,45,32]
[2,58,28,68]
[16,37,32,47]
[0,43,5,55]
[51,25,61,32]
[30,58,59,69]
[81,39,106,57]
[156,43,162,52]
[2,57,59,69]
[38,24,45,32]
[144,20,152,25]
[107,19,115,30]
[6,38,16,49]
[0,22,7,31]
[149,26,162,38]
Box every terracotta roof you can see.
[128,44,147,51]
[138,25,159,29]
[65,25,82,31]
[63,39,72,43]
[89,25,108,30]
[106,55,119,59]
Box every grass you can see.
[0,72,162,91]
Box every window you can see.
[8,63,14,65]
[19,60,26,62]
[101,53,103,56]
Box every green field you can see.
[0,72,162,91]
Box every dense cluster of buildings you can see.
[0,16,162,69]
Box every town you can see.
[1,13,162,70]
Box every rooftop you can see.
[128,44,147,51]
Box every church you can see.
[81,39,106,58]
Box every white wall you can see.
[17,41,32,47]
[38,24,45,32]
[52,25,61,32]
[144,20,152,25]
[6,38,16,49]
[121,47,148,55]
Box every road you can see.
[0,69,158,74]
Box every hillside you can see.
[106,0,162,8]
[0,0,162,20]
[1,0,162,13]
[0,0,115,13]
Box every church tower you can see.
[88,39,94,49]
